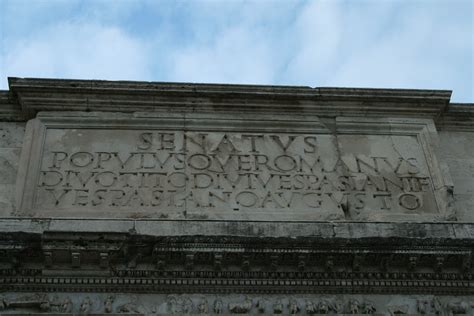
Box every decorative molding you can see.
[1,77,474,304]
[0,220,472,295]
[0,91,24,121]
[436,103,474,132]
[4,77,473,132]
[1,219,473,240]
[7,77,453,120]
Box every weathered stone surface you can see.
[0,149,21,184]
[436,103,474,132]
[8,77,453,120]
[0,292,472,315]
[0,91,24,121]
[0,219,472,297]
[0,218,472,239]
[439,131,474,222]
[0,122,25,147]
[14,113,452,221]
[0,185,15,216]
[0,122,25,215]
[0,78,473,301]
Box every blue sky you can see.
[0,0,472,102]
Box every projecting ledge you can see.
[7,77,454,119]
[0,218,472,241]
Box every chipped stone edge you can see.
[0,218,472,240]
[335,117,455,221]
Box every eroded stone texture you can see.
[0,79,473,304]
[0,122,25,216]
[439,131,474,222]
[15,115,450,221]
[0,292,472,315]
[0,122,25,147]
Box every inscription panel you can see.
[16,114,451,221]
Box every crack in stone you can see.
[325,118,351,220]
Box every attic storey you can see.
[0,78,473,313]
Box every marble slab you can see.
[15,112,453,221]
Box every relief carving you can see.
[61,297,73,313]
[446,301,471,315]
[417,299,431,314]
[315,300,329,314]
[182,297,193,314]
[117,300,140,314]
[288,298,300,314]
[80,296,93,314]
[197,298,208,314]
[104,295,114,313]
[273,298,284,314]
[255,298,266,314]
[348,299,360,314]
[362,301,377,314]
[432,297,444,314]
[0,293,472,314]
[166,295,180,314]
[332,300,345,314]
[0,296,6,310]
[213,299,223,314]
[49,295,62,312]
[2,294,51,313]
[387,304,409,315]
[228,296,252,314]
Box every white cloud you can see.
[284,1,343,84]
[1,22,151,88]
[0,0,471,102]
[165,1,298,85]
[169,25,277,84]
[322,1,473,99]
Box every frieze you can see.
[0,293,473,315]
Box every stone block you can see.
[0,148,21,184]
[453,194,474,222]
[0,122,25,147]
[14,113,454,221]
[0,184,15,215]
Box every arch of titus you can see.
[0,77,473,315]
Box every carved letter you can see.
[95,152,113,169]
[242,134,264,153]
[235,191,259,207]
[137,132,153,150]
[45,188,71,205]
[398,193,421,210]
[40,170,63,187]
[50,151,68,169]
[271,135,296,152]
[70,152,94,168]
[304,136,317,153]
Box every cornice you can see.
[7,77,453,120]
[436,102,474,132]
[0,90,25,121]
[0,220,472,295]
[4,77,473,131]
[0,219,472,240]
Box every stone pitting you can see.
[0,77,473,310]
[15,113,453,221]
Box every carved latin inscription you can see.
[16,115,448,220]
[30,130,437,220]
